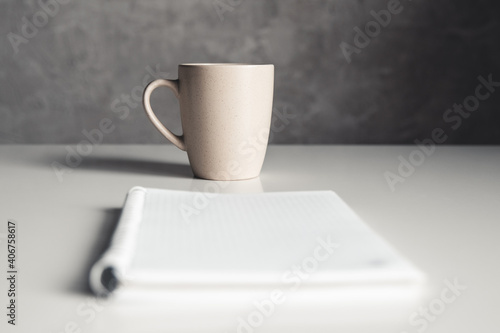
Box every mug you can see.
[143,63,274,181]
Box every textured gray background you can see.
[0,0,499,144]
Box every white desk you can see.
[1,145,499,332]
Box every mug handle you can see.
[142,79,186,151]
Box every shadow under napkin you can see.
[70,208,121,295]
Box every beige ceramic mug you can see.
[143,63,274,181]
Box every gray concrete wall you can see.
[1,0,499,144]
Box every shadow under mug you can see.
[142,63,274,181]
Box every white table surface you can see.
[0,145,499,332]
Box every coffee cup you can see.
[143,63,274,180]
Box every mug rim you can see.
[179,63,273,67]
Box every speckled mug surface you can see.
[143,63,274,180]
